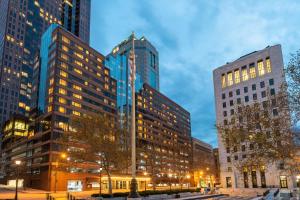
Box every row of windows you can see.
[222,79,274,99]
[222,88,275,109]
[221,58,272,88]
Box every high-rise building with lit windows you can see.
[0,25,116,191]
[136,84,192,185]
[213,45,295,189]
[0,0,91,129]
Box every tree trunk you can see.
[107,171,113,196]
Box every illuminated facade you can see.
[0,0,91,130]
[136,84,192,186]
[192,138,217,188]
[213,45,295,188]
[0,26,117,191]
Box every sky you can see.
[90,0,300,147]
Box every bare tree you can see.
[61,113,130,196]
[217,87,300,175]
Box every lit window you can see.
[61,63,67,70]
[49,78,54,85]
[104,84,109,90]
[59,97,66,104]
[48,87,53,94]
[61,53,68,61]
[48,105,52,112]
[249,66,256,79]
[234,70,240,84]
[62,36,70,44]
[48,97,53,103]
[104,70,109,75]
[60,70,67,78]
[227,72,233,86]
[75,52,83,59]
[73,85,82,91]
[59,88,66,95]
[58,106,66,113]
[72,101,81,108]
[222,74,226,88]
[62,45,69,52]
[76,45,83,51]
[74,60,83,67]
[266,58,271,73]
[242,68,249,81]
[72,110,81,116]
[73,93,82,99]
[74,68,82,74]
[257,61,265,76]
[59,79,67,86]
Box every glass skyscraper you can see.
[105,34,158,125]
[0,0,91,128]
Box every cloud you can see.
[91,0,300,147]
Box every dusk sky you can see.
[90,0,300,147]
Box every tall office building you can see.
[0,25,116,191]
[213,45,295,188]
[105,34,158,126]
[136,84,192,185]
[0,0,91,129]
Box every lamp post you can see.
[186,175,191,189]
[128,32,140,199]
[168,174,172,192]
[99,167,103,196]
[54,153,67,193]
[15,160,21,200]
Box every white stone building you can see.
[213,44,298,189]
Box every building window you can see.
[226,147,230,153]
[222,74,226,88]
[242,67,249,81]
[59,88,66,95]
[253,93,257,100]
[230,100,234,106]
[58,97,66,104]
[266,57,271,73]
[229,91,233,97]
[237,98,241,104]
[58,106,66,113]
[260,81,265,88]
[245,96,249,102]
[74,68,82,74]
[249,64,256,78]
[73,85,82,91]
[222,93,226,99]
[72,101,81,108]
[73,110,81,116]
[227,157,231,163]
[73,93,82,99]
[62,36,70,44]
[273,109,278,116]
[257,60,265,76]
[270,88,275,95]
[252,84,256,91]
[236,89,240,95]
[261,91,266,98]
[234,155,238,160]
[223,102,226,108]
[223,111,227,117]
[234,70,240,84]
[59,79,67,86]
[244,87,248,93]
[60,70,68,78]
[230,109,234,115]
[226,177,232,188]
[227,72,233,86]
[242,145,246,151]
[269,78,274,86]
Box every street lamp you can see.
[168,174,172,191]
[143,172,147,192]
[186,175,191,189]
[99,167,103,196]
[15,160,21,200]
[54,153,67,193]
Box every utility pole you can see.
[128,32,140,199]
